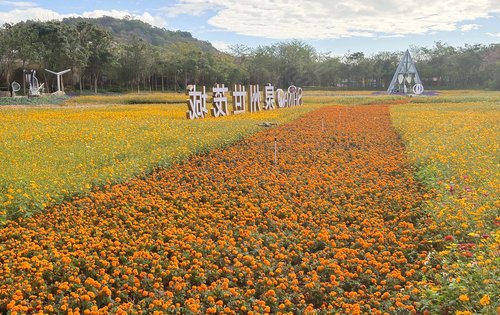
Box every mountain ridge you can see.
[62,16,218,52]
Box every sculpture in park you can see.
[10,81,20,97]
[24,69,45,97]
[387,50,424,95]
[45,69,71,94]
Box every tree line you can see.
[1,18,499,94]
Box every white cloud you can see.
[0,7,64,24]
[460,24,480,31]
[211,40,230,52]
[0,6,167,28]
[165,0,500,39]
[486,32,500,37]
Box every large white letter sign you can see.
[412,83,424,95]
[211,83,229,117]
[276,88,287,108]
[297,87,303,106]
[284,85,303,107]
[264,84,275,110]
[287,85,297,107]
[186,85,208,119]
[184,82,304,119]
[232,84,247,114]
[249,84,261,112]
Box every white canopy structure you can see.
[387,50,424,95]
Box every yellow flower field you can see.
[0,102,323,221]
[391,100,499,313]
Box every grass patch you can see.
[0,95,68,106]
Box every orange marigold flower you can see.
[479,295,490,306]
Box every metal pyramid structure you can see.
[387,49,423,94]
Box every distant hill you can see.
[62,16,218,52]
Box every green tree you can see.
[74,21,113,94]
[0,23,17,88]
[316,56,344,88]
[371,51,399,89]
[480,44,500,90]
[117,37,153,92]
[7,21,41,94]
[275,40,318,87]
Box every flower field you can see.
[1,104,434,314]
[0,91,498,314]
[0,103,321,221]
[392,100,499,314]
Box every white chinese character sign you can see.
[211,83,229,117]
[185,83,303,119]
[249,85,261,113]
[263,84,275,110]
[232,84,246,115]
[186,85,208,119]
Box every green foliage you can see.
[0,95,68,106]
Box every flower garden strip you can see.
[392,102,499,314]
[1,105,431,314]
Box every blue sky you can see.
[0,0,499,55]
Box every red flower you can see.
[458,243,476,250]
[461,251,473,258]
